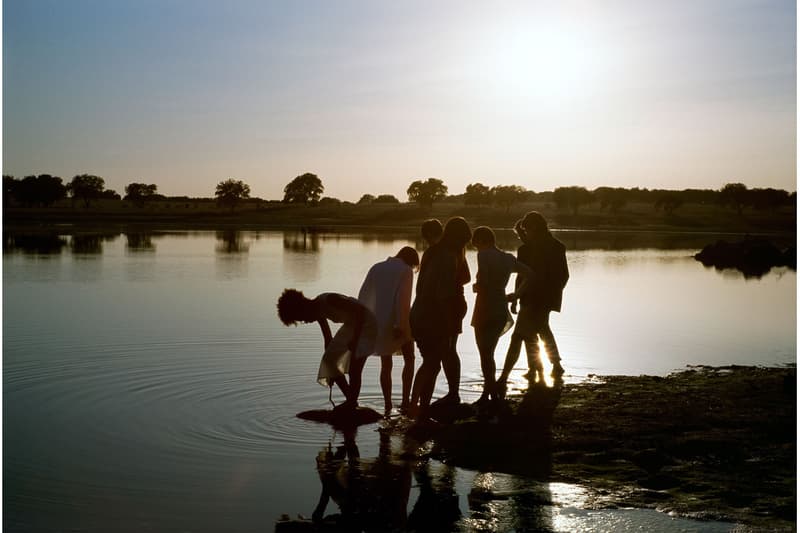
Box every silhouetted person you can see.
[498,212,568,392]
[358,246,420,412]
[417,218,471,407]
[471,226,531,403]
[409,217,472,419]
[421,218,443,248]
[277,289,377,409]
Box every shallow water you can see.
[4,229,794,531]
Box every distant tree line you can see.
[4,171,795,216]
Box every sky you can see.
[3,0,797,201]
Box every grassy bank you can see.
[4,199,796,235]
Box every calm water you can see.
[4,229,795,532]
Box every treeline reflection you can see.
[4,228,794,259]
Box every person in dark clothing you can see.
[408,217,472,418]
[497,211,568,392]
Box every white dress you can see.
[316,293,378,386]
[357,257,413,356]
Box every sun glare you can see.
[484,20,607,109]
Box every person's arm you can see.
[559,246,570,288]
[394,267,413,339]
[457,252,471,285]
[318,318,333,348]
[327,294,366,352]
[473,250,487,294]
[507,257,533,302]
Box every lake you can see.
[3,228,795,532]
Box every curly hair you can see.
[277,288,309,326]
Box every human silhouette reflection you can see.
[468,473,555,532]
[215,230,250,254]
[283,229,319,253]
[311,428,412,530]
[407,459,462,532]
[4,233,67,255]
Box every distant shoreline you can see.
[3,199,796,237]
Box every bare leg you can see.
[400,341,415,408]
[332,375,351,404]
[380,355,393,411]
[524,336,544,383]
[440,335,461,400]
[346,355,368,407]
[540,321,563,374]
[413,338,445,419]
[498,332,523,384]
[475,326,500,401]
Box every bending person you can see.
[277,289,377,409]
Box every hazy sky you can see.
[3,0,796,201]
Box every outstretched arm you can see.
[318,319,333,348]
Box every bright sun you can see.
[484,20,607,109]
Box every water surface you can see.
[4,229,794,531]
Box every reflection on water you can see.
[216,229,250,254]
[307,429,413,531]
[283,229,319,253]
[3,228,793,532]
[3,233,67,254]
[71,233,118,255]
[126,232,155,253]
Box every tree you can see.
[125,182,158,207]
[68,174,105,207]
[491,185,527,212]
[283,172,324,204]
[373,194,399,204]
[747,188,790,210]
[463,183,492,206]
[215,178,251,210]
[407,178,448,209]
[719,182,749,214]
[654,193,683,215]
[101,189,121,200]
[553,186,594,215]
[594,187,629,214]
[357,194,375,205]
[14,174,67,207]
[3,175,16,207]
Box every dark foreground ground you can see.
[284,366,796,531]
[423,366,796,530]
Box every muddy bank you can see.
[415,366,795,529]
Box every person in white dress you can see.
[358,246,420,412]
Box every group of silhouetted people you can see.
[277,211,569,420]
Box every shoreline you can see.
[401,365,796,530]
